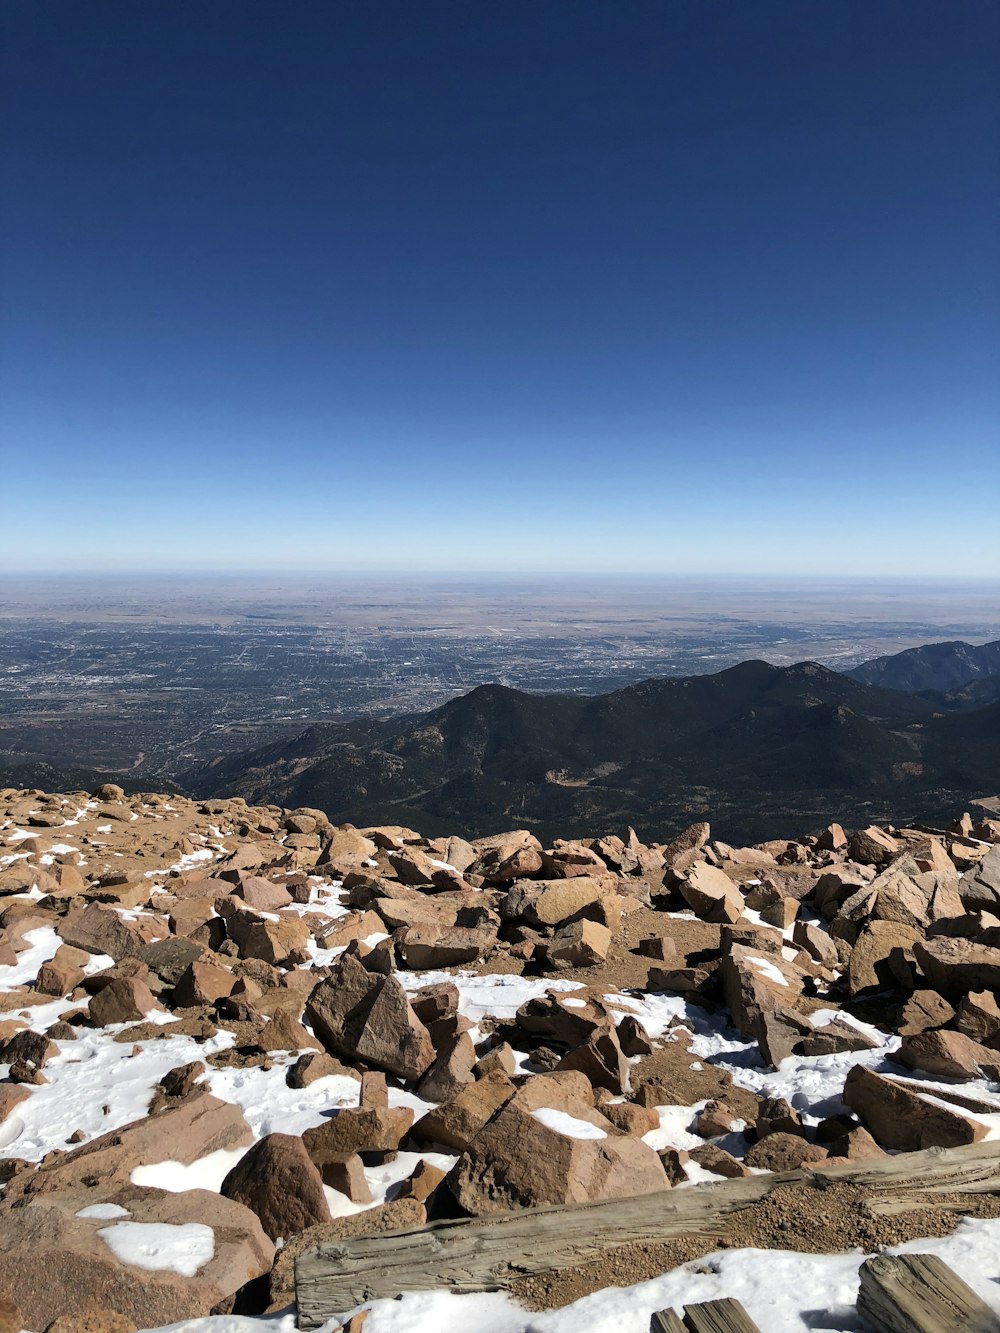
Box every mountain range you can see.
[184,653,1000,845]
[4,637,999,845]
[848,637,1000,703]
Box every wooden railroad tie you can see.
[651,1297,762,1331]
[858,1253,1000,1333]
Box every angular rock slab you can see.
[0,1186,272,1331]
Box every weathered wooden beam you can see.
[680,1299,762,1332]
[650,1310,687,1332]
[295,1139,1000,1328]
[857,1253,1000,1333]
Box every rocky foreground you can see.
[2,787,1000,1331]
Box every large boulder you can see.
[410,1071,516,1152]
[913,937,1000,995]
[304,953,434,1082]
[395,924,496,970]
[5,1093,253,1200]
[219,1133,329,1240]
[501,878,604,928]
[447,1078,667,1215]
[959,847,1000,910]
[0,1187,272,1331]
[897,1029,1000,1080]
[843,1065,988,1150]
[678,864,744,924]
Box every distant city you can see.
[1,573,998,783]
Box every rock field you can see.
[2,784,1000,1331]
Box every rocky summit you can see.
[2,786,1000,1330]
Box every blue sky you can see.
[1,1,997,576]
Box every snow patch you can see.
[98,1221,215,1277]
[531,1108,607,1140]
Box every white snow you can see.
[398,970,584,1025]
[530,1108,607,1140]
[744,954,788,987]
[201,1062,370,1141]
[0,1027,236,1160]
[0,926,62,991]
[131,1148,250,1194]
[98,1221,215,1277]
[76,1202,131,1220]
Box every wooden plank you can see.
[857,1254,1000,1333]
[650,1311,686,1333]
[295,1139,1000,1327]
[682,1298,762,1332]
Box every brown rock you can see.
[545,918,611,969]
[693,1101,742,1137]
[914,936,1000,994]
[815,823,848,852]
[46,1312,137,1333]
[555,1026,630,1094]
[848,826,901,866]
[235,877,293,912]
[801,1019,878,1057]
[956,990,1000,1045]
[396,924,496,970]
[410,1070,516,1152]
[0,1187,272,1332]
[320,1152,372,1203]
[617,1015,654,1057]
[305,953,434,1082]
[398,1158,446,1203]
[662,822,711,868]
[319,910,385,950]
[475,1042,518,1077]
[599,1101,659,1136]
[843,1064,988,1150]
[826,1127,886,1161]
[285,1051,360,1089]
[898,1029,1000,1080]
[173,960,236,1008]
[36,945,91,997]
[501,878,604,928]
[448,1084,667,1215]
[220,1133,329,1240]
[417,1031,477,1103]
[688,1144,751,1178]
[469,832,544,884]
[848,920,920,994]
[227,912,310,966]
[59,903,157,961]
[5,1092,253,1198]
[88,977,156,1027]
[679,863,743,923]
[898,989,956,1036]
[301,1106,413,1164]
[744,1133,828,1171]
[0,1084,31,1123]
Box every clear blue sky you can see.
[1,1,997,576]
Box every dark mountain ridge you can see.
[181,658,996,845]
[848,638,1000,695]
